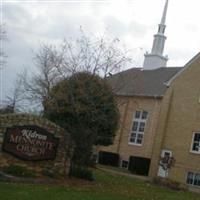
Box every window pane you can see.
[122,160,129,168]
[139,122,145,132]
[197,174,200,186]
[194,133,200,141]
[187,172,194,185]
[130,137,135,143]
[138,134,143,139]
[192,133,200,152]
[131,132,136,138]
[136,138,142,144]
[142,111,148,119]
[130,133,136,143]
[132,121,138,131]
[135,111,141,119]
[164,152,170,157]
[137,134,143,144]
[192,142,199,151]
[194,174,200,186]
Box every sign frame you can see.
[2,126,59,161]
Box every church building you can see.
[98,0,200,191]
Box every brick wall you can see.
[0,114,72,177]
[162,57,200,185]
[100,96,162,166]
[150,55,200,189]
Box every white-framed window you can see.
[129,110,148,145]
[191,132,200,153]
[161,149,172,158]
[121,160,129,169]
[187,172,200,187]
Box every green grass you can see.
[0,169,199,200]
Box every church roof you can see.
[107,67,182,97]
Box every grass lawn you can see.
[0,169,199,200]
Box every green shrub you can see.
[3,165,36,178]
[69,165,94,181]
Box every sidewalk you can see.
[97,165,150,181]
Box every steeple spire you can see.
[143,0,169,70]
[161,0,168,25]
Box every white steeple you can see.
[143,0,169,70]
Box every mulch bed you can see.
[0,171,95,187]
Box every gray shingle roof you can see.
[107,67,182,97]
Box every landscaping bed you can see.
[0,169,199,200]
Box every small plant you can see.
[3,164,36,178]
[69,165,94,181]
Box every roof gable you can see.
[166,52,200,86]
[107,67,182,97]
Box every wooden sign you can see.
[3,126,59,161]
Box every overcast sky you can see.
[1,0,200,103]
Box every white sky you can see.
[1,0,200,103]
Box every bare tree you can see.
[20,30,132,112]
[4,74,25,112]
[0,24,7,69]
[59,30,132,78]
[20,44,64,112]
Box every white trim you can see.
[186,171,200,187]
[121,160,129,169]
[128,110,148,146]
[161,149,172,157]
[190,151,200,155]
[128,142,142,147]
[166,52,200,87]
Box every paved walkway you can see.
[97,165,150,181]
